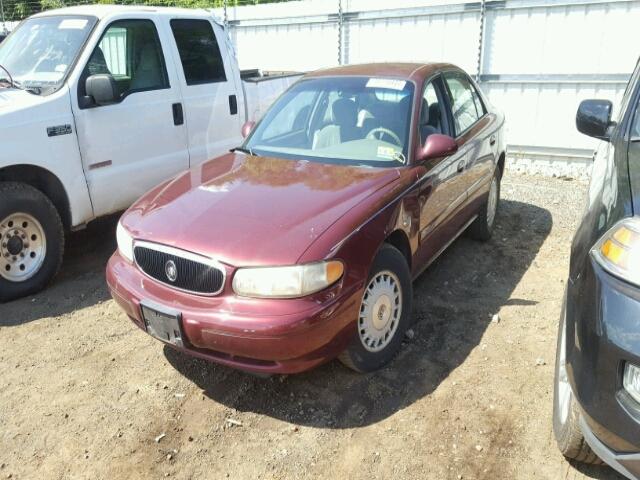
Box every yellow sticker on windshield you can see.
[377,146,397,159]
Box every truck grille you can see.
[134,242,225,295]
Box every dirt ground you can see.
[0,172,628,480]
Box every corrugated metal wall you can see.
[219,0,640,167]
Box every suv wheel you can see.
[553,307,601,464]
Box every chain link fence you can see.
[0,0,296,23]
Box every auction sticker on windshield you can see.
[366,78,407,91]
[59,19,88,29]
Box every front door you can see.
[166,18,243,167]
[72,17,189,216]
[414,76,470,269]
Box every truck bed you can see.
[240,69,303,122]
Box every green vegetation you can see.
[1,0,294,22]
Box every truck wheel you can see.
[0,182,64,302]
[467,170,500,241]
[338,244,412,373]
[553,308,601,464]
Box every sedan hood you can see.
[123,153,400,266]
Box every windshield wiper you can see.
[0,65,41,95]
[231,147,259,157]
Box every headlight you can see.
[592,218,640,286]
[232,261,344,298]
[116,222,134,263]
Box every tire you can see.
[553,306,602,464]
[338,243,413,373]
[467,169,501,241]
[0,182,65,302]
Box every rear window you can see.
[170,19,226,85]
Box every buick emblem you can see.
[165,260,178,282]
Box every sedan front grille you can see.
[134,242,225,295]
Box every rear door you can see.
[72,15,189,216]
[167,18,243,167]
[442,72,496,212]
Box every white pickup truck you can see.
[0,6,300,301]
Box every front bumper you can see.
[106,252,362,374]
[567,257,640,468]
[580,416,640,479]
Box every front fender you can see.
[0,87,93,226]
[298,167,420,287]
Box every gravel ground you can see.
[0,172,628,480]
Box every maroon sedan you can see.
[107,63,506,374]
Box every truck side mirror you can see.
[86,74,118,106]
[241,121,256,138]
[419,134,458,161]
[576,99,614,141]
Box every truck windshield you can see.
[0,15,96,94]
[244,76,415,167]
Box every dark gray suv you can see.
[553,60,640,479]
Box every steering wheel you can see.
[366,127,402,146]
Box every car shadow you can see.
[165,198,553,430]
[0,214,117,327]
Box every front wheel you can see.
[0,182,64,302]
[553,307,601,464]
[338,244,412,373]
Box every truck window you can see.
[170,19,226,85]
[81,19,169,99]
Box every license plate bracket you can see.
[141,304,184,348]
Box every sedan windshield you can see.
[245,76,415,167]
[0,15,96,94]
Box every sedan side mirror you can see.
[576,99,614,141]
[241,120,256,138]
[86,74,118,106]
[419,134,458,161]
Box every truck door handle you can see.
[489,135,496,146]
[457,160,465,173]
[229,95,238,115]
[172,103,184,126]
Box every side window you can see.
[82,19,168,98]
[170,19,226,85]
[261,90,317,140]
[420,81,445,142]
[444,73,481,135]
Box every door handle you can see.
[229,95,238,115]
[172,103,184,126]
[457,160,465,173]
[489,135,496,146]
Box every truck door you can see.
[166,18,243,167]
[71,16,190,216]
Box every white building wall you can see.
[217,0,639,176]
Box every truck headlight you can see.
[623,362,640,404]
[592,218,640,286]
[232,261,344,298]
[116,222,134,263]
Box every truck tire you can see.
[338,244,413,373]
[0,182,65,302]
[553,307,602,464]
[467,169,500,241]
